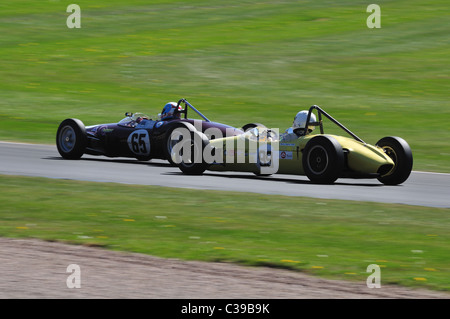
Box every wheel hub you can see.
[59,126,76,152]
[308,145,328,175]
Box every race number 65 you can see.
[128,130,151,156]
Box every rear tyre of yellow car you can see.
[376,136,413,185]
[164,124,187,166]
[172,130,210,175]
[302,136,344,184]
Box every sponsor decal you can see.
[279,151,293,160]
[280,143,295,147]
[98,126,113,136]
[155,121,164,128]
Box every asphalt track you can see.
[0,141,449,208]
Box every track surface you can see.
[1,142,449,299]
[1,141,449,208]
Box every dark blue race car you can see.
[56,99,257,164]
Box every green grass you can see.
[1,174,449,291]
[1,1,449,294]
[0,0,449,172]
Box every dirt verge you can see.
[1,238,448,299]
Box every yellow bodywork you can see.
[207,133,394,177]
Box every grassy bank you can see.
[1,174,449,291]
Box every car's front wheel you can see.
[56,119,87,159]
[376,136,413,185]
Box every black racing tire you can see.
[56,119,87,160]
[163,123,188,166]
[241,123,267,132]
[376,136,413,185]
[253,173,273,177]
[136,156,152,162]
[174,130,210,175]
[302,135,344,184]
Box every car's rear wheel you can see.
[56,119,87,159]
[136,156,151,161]
[171,130,210,175]
[302,136,344,184]
[164,124,188,165]
[376,136,413,185]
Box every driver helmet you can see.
[292,110,316,132]
[160,102,182,120]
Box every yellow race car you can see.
[171,105,413,185]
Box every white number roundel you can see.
[128,130,151,155]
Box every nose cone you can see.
[333,136,395,175]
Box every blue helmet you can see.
[161,102,182,120]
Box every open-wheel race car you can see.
[56,99,259,163]
[171,105,413,185]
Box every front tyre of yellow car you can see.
[302,136,344,184]
[376,136,413,185]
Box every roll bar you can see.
[176,98,211,122]
[304,105,365,144]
